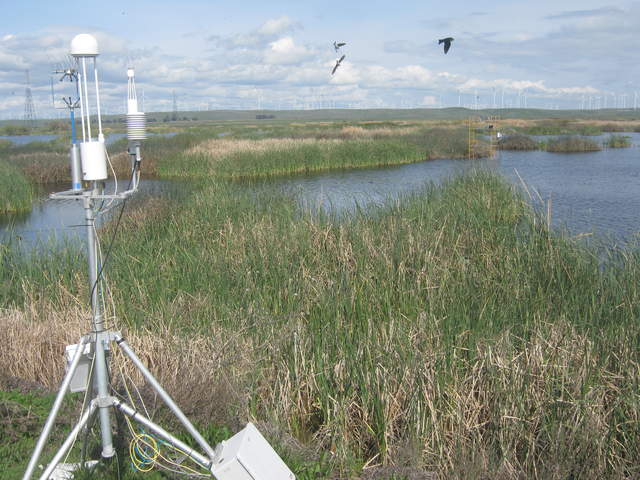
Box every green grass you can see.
[181,139,423,180]
[0,159,33,213]
[519,122,603,136]
[1,117,639,478]
[158,126,480,180]
[2,171,639,477]
[0,388,247,480]
[603,134,632,148]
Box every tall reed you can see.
[167,138,423,179]
[546,136,602,153]
[0,159,33,213]
[2,172,638,477]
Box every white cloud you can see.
[209,15,301,51]
[1,6,636,119]
[264,37,313,65]
[458,77,600,96]
[257,16,300,36]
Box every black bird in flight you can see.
[438,37,454,54]
[332,54,346,75]
[333,41,346,52]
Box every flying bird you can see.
[333,41,346,52]
[332,54,346,75]
[438,37,454,54]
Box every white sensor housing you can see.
[70,34,99,57]
[80,141,108,180]
[211,423,295,480]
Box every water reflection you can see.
[0,134,61,145]
[0,179,177,250]
[272,132,640,246]
[2,132,640,251]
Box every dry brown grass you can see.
[338,126,419,138]
[109,151,158,178]
[0,304,253,425]
[15,152,69,183]
[572,119,640,128]
[1,300,637,477]
[187,137,342,158]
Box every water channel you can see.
[2,133,640,251]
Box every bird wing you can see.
[444,41,451,54]
[332,61,340,75]
[338,42,346,47]
[338,54,346,64]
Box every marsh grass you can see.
[497,134,539,150]
[169,138,424,179]
[516,120,603,136]
[406,126,486,159]
[0,159,33,213]
[170,125,481,180]
[546,135,602,153]
[2,172,639,477]
[603,134,632,148]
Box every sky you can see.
[1,0,640,119]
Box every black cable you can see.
[89,163,138,316]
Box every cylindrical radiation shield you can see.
[80,141,107,181]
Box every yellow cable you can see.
[112,327,209,476]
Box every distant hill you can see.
[2,107,639,128]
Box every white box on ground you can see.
[47,460,98,479]
[210,423,295,480]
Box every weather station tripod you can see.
[23,33,295,480]
[23,178,220,480]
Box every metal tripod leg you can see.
[38,400,99,480]
[114,334,217,460]
[22,336,88,480]
[112,398,212,470]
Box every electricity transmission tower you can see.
[24,70,37,128]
